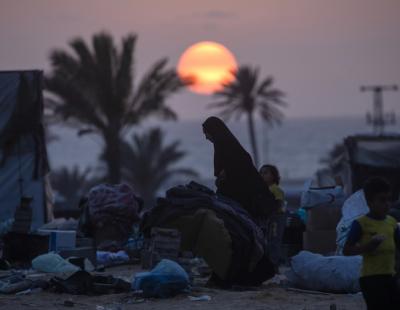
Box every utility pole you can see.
[360,85,398,135]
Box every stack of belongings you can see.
[140,181,275,287]
[300,181,345,255]
[79,183,141,251]
[141,227,181,269]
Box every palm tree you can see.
[210,66,287,167]
[50,166,93,209]
[45,32,186,183]
[120,128,197,209]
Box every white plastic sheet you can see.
[336,190,369,254]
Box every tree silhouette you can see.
[120,128,197,209]
[50,166,93,209]
[45,32,186,183]
[210,66,287,167]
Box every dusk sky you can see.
[1,0,399,120]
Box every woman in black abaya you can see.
[202,116,277,221]
[202,116,277,287]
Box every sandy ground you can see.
[0,265,365,310]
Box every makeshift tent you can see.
[331,135,400,199]
[0,70,51,230]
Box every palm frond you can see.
[50,166,94,207]
[70,37,95,68]
[120,128,197,206]
[44,75,107,130]
[256,76,274,95]
[124,58,181,125]
[208,65,287,164]
[115,34,136,102]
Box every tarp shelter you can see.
[0,70,51,230]
[332,135,400,199]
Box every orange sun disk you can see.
[177,41,238,95]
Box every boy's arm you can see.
[394,225,400,250]
[343,220,383,256]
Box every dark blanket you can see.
[141,182,275,286]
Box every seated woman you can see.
[202,116,278,221]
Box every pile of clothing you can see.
[79,183,141,250]
[141,182,275,287]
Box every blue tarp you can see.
[0,70,48,230]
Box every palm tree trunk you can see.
[247,111,259,167]
[104,130,122,183]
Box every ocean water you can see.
[47,117,400,182]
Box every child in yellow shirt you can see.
[344,177,400,310]
[260,164,286,270]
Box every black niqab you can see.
[203,116,250,177]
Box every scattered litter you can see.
[188,295,211,301]
[32,253,79,273]
[15,287,42,295]
[95,305,123,310]
[263,274,287,286]
[190,286,216,294]
[133,259,190,298]
[124,297,145,304]
[120,292,145,304]
[96,250,130,267]
[0,274,32,294]
[286,287,334,296]
[51,270,131,295]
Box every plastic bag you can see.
[301,180,345,209]
[132,259,189,298]
[286,251,361,293]
[336,190,369,254]
[32,253,79,273]
[96,250,130,267]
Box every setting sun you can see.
[177,41,238,95]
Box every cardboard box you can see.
[307,205,342,231]
[141,228,181,269]
[38,230,76,251]
[303,230,337,255]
